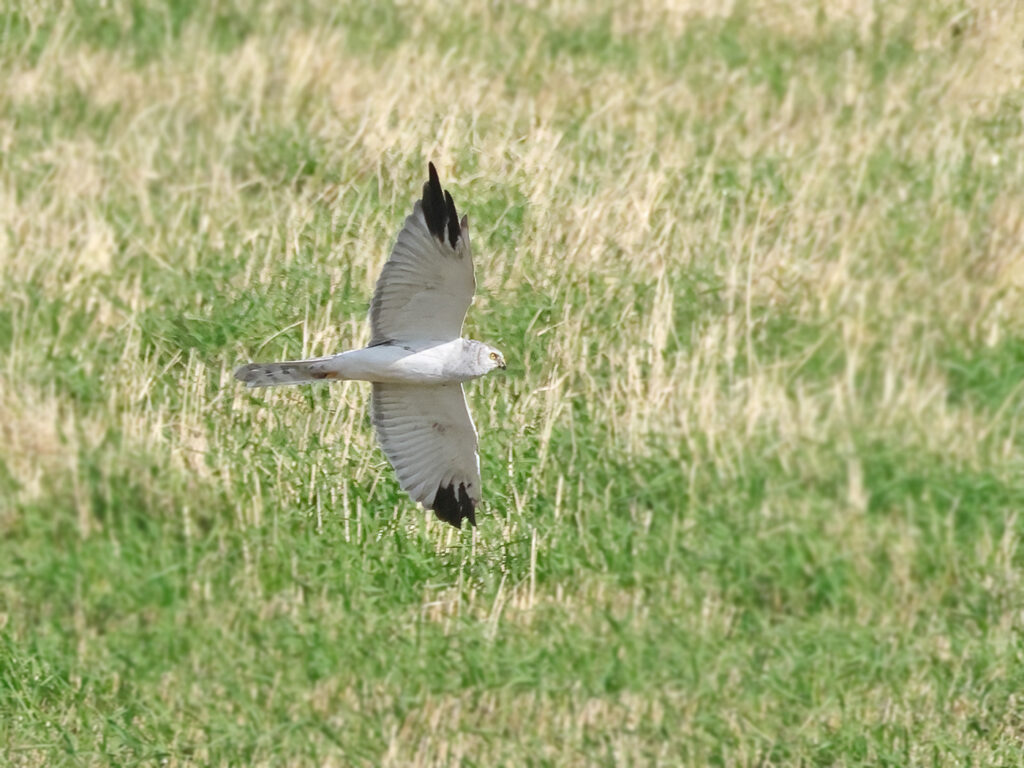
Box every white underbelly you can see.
[328,343,465,384]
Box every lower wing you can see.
[370,382,481,528]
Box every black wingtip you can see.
[444,190,460,249]
[421,163,461,249]
[422,164,444,242]
[432,481,477,529]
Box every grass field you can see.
[3,1,1024,765]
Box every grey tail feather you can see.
[233,357,341,388]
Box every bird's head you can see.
[475,343,506,373]
[486,345,506,372]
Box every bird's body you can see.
[234,164,505,528]
[236,338,497,387]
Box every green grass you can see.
[3,0,1024,765]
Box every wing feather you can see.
[371,382,481,528]
[368,164,475,344]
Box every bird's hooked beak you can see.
[498,358,507,370]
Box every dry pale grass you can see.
[3,0,1024,764]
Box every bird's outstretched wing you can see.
[371,382,481,528]
[369,163,475,345]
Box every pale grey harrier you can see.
[235,164,505,528]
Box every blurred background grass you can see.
[2,0,1023,765]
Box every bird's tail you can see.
[234,355,345,388]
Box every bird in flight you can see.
[235,163,506,529]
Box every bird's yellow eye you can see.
[489,352,498,361]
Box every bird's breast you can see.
[330,341,474,384]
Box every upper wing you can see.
[371,382,481,528]
[368,163,475,344]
